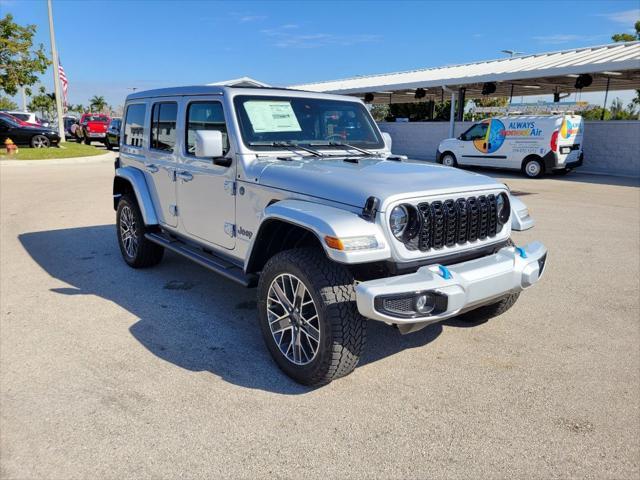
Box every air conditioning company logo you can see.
[560,118,578,138]
[473,118,506,153]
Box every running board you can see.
[145,233,257,287]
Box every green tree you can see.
[0,14,50,96]
[89,95,106,113]
[0,95,18,110]
[611,20,639,42]
[369,104,390,122]
[27,85,55,118]
[612,20,640,107]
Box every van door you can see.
[457,121,488,166]
[145,100,179,227]
[176,99,236,250]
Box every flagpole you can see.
[47,0,66,142]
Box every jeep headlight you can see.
[390,205,409,239]
[496,192,511,225]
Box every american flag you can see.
[58,60,68,111]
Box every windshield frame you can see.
[232,94,385,153]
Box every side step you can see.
[145,233,257,287]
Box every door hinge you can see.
[224,180,236,196]
[169,204,178,216]
[224,222,236,238]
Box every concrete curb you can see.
[0,151,116,166]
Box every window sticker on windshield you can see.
[244,101,302,133]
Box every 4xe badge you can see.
[237,226,253,239]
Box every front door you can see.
[176,99,236,250]
[146,101,179,227]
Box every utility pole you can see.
[21,86,27,111]
[47,0,66,142]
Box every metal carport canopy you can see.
[290,41,640,102]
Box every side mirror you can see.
[195,130,224,158]
[381,132,392,151]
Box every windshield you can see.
[233,95,384,151]
[84,115,108,122]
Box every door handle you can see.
[144,163,159,173]
[482,142,487,149]
[176,171,194,182]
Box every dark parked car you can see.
[0,116,60,148]
[105,117,121,150]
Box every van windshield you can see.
[233,95,384,151]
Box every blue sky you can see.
[3,0,639,107]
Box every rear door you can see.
[176,98,236,250]
[146,101,179,227]
[557,115,583,164]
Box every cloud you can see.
[532,34,605,45]
[599,9,640,25]
[260,26,380,48]
[238,15,267,23]
[472,33,484,38]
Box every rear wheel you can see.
[31,135,50,148]
[105,138,113,150]
[84,136,91,145]
[116,195,164,268]
[523,157,543,178]
[257,248,366,386]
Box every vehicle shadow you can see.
[19,225,446,394]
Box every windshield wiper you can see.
[310,141,377,157]
[248,141,325,157]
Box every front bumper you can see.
[355,241,547,327]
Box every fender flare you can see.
[113,166,159,225]
[245,199,391,269]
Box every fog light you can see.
[414,293,435,314]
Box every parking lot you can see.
[1,156,638,479]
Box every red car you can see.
[78,113,110,145]
[0,111,32,127]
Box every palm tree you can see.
[89,95,107,113]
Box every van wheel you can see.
[441,153,457,167]
[257,248,366,387]
[116,194,164,268]
[523,158,543,178]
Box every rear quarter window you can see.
[123,104,146,147]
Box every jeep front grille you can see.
[406,194,500,251]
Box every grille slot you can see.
[409,195,502,252]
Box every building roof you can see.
[291,42,640,102]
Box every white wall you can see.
[379,121,640,178]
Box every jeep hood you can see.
[255,157,505,210]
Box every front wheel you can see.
[257,248,366,386]
[441,153,457,167]
[84,136,91,145]
[31,135,50,148]
[116,195,164,268]
[105,138,113,150]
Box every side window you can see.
[123,104,146,147]
[462,123,488,141]
[185,102,229,155]
[151,102,178,152]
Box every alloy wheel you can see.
[119,205,138,258]
[267,273,320,365]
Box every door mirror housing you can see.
[381,132,392,151]
[195,130,224,158]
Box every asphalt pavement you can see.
[1,155,638,479]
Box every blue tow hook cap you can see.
[515,246,528,259]
[438,265,452,279]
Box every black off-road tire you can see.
[105,138,113,150]
[257,248,366,386]
[459,238,520,322]
[84,136,91,145]
[116,194,164,268]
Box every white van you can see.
[437,115,584,178]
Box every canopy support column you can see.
[601,76,611,121]
[448,91,456,138]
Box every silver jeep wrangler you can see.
[113,86,547,386]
